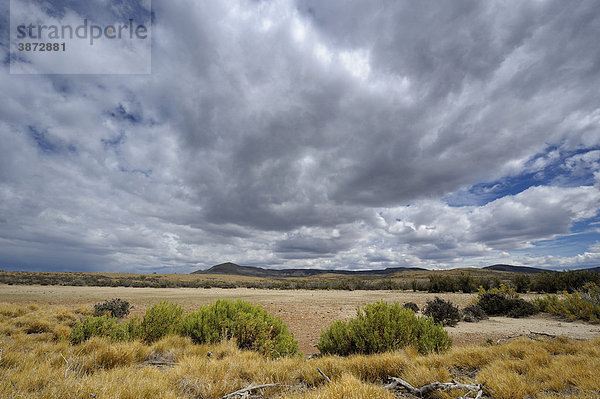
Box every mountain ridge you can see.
[482,264,547,274]
[192,262,427,278]
[192,262,600,278]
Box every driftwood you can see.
[222,383,279,399]
[385,377,483,398]
[317,368,331,383]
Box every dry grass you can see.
[1,302,599,398]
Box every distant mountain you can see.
[194,262,600,278]
[192,262,427,278]
[482,264,547,274]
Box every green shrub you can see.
[506,298,538,318]
[139,301,184,343]
[512,274,531,293]
[458,272,477,293]
[423,297,460,326]
[533,283,600,323]
[93,298,131,319]
[478,291,538,318]
[317,302,451,356]
[428,275,458,293]
[180,299,298,358]
[70,316,133,344]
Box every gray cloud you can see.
[1,0,599,272]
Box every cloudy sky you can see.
[1,0,600,273]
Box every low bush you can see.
[139,301,184,343]
[505,298,538,318]
[403,302,419,313]
[70,315,134,344]
[512,274,531,293]
[93,298,131,319]
[461,304,488,322]
[423,297,460,326]
[477,289,538,318]
[533,283,600,323]
[180,299,298,358]
[428,275,458,293]
[317,302,451,355]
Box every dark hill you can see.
[482,264,546,274]
[193,262,427,278]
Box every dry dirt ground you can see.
[1,285,599,354]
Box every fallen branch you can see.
[385,377,482,398]
[60,352,71,378]
[317,368,331,383]
[222,383,279,399]
[529,331,556,338]
[143,360,177,367]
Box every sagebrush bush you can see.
[462,304,488,322]
[180,299,298,358]
[423,297,460,326]
[478,292,538,318]
[403,302,419,313]
[93,298,131,318]
[139,301,184,343]
[317,302,451,356]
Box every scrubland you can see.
[1,301,600,398]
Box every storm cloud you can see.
[1,0,599,272]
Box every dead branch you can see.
[528,331,556,339]
[385,376,483,398]
[317,368,331,383]
[60,352,71,378]
[222,383,279,399]
[143,360,177,367]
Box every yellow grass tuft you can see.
[286,373,396,399]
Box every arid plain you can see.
[2,284,599,354]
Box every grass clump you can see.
[139,301,184,343]
[423,297,460,326]
[93,298,131,318]
[534,282,600,323]
[180,299,298,358]
[317,302,451,356]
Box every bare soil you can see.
[1,285,598,354]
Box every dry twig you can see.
[222,383,279,399]
[385,376,483,398]
[317,368,331,383]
